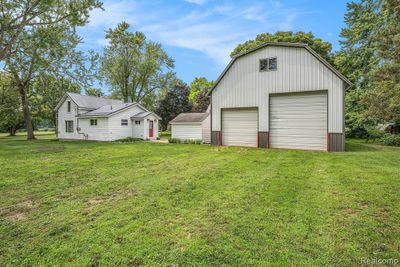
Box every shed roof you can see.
[170,113,209,124]
[207,42,353,96]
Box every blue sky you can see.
[77,0,349,91]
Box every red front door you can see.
[149,120,153,138]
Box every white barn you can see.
[170,113,210,143]
[55,93,160,141]
[208,42,352,151]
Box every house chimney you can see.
[127,96,132,103]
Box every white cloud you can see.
[79,0,310,65]
[184,0,208,5]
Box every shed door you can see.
[269,92,327,151]
[222,108,258,147]
[171,124,202,140]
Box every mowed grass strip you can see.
[0,136,399,266]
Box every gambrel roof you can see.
[207,42,353,96]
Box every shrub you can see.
[115,137,143,143]
[168,138,202,144]
[376,134,400,147]
[365,127,384,143]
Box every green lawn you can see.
[0,131,56,140]
[0,137,399,266]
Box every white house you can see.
[208,42,352,151]
[55,93,161,141]
[170,112,210,143]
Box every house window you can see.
[135,120,141,125]
[90,119,97,126]
[121,119,128,126]
[67,101,71,112]
[259,57,277,71]
[65,121,74,133]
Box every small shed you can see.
[170,113,210,143]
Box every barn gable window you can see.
[259,57,277,72]
[67,101,71,112]
[121,119,128,126]
[90,119,97,126]
[268,57,277,71]
[259,59,268,71]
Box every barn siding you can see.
[211,131,220,146]
[211,46,344,134]
[329,133,345,152]
[202,115,211,144]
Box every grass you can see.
[0,135,399,266]
[0,131,55,140]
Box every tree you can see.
[155,80,192,130]
[0,0,102,61]
[335,1,381,88]
[189,77,213,112]
[336,0,400,135]
[335,0,382,137]
[101,22,175,108]
[0,73,24,135]
[230,31,333,63]
[85,88,104,97]
[192,91,210,113]
[362,0,400,124]
[32,75,81,126]
[2,2,101,140]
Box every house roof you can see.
[55,92,123,111]
[66,92,123,109]
[130,111,162,120]
[170,113,209,124]
[55,92,162,120]
[207,42,353,96]
[77,103,137,117]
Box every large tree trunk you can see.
[18,83,35,140]
[8,126,17,136]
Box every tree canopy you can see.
[0,0,102,61]
[1,1,102,139]
[336,0,400,136]
[189,77,213,112]
[156,80,192,130]
[0,73,24,135]
[230,31,333,63]
[101,22,175,109]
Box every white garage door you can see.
[171,124,202,140]
[222,108,258,147]
[270,92,327,151]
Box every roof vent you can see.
[110,105,113,110]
